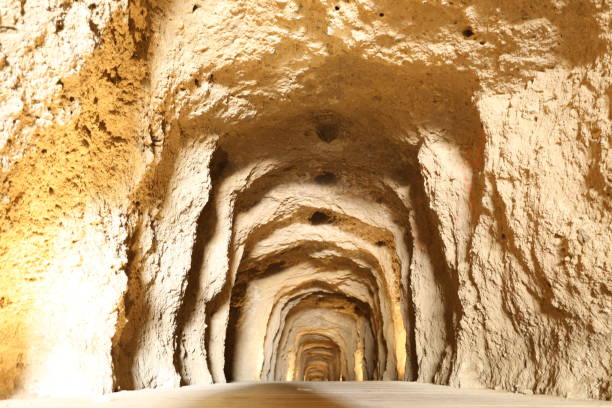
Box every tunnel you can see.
[113,79,477,387]
[1,0,610,404]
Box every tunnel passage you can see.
[172,105,477,384]
[296,334,344,381]
[1,0,609,399]
[113,61,484,389]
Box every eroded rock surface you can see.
[0,0,610,400]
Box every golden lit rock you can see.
[0,0,610,402]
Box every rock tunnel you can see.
[113,68,478,387]
[0,0,610,404]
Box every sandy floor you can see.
[2,382,610,408]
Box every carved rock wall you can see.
[0,0,610,400]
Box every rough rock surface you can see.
[0,0,610,401]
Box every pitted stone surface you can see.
[0,0,610,401]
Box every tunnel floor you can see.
[2,382,608,408]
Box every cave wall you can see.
[0,0,610,400]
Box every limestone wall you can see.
[0,0,610,400]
